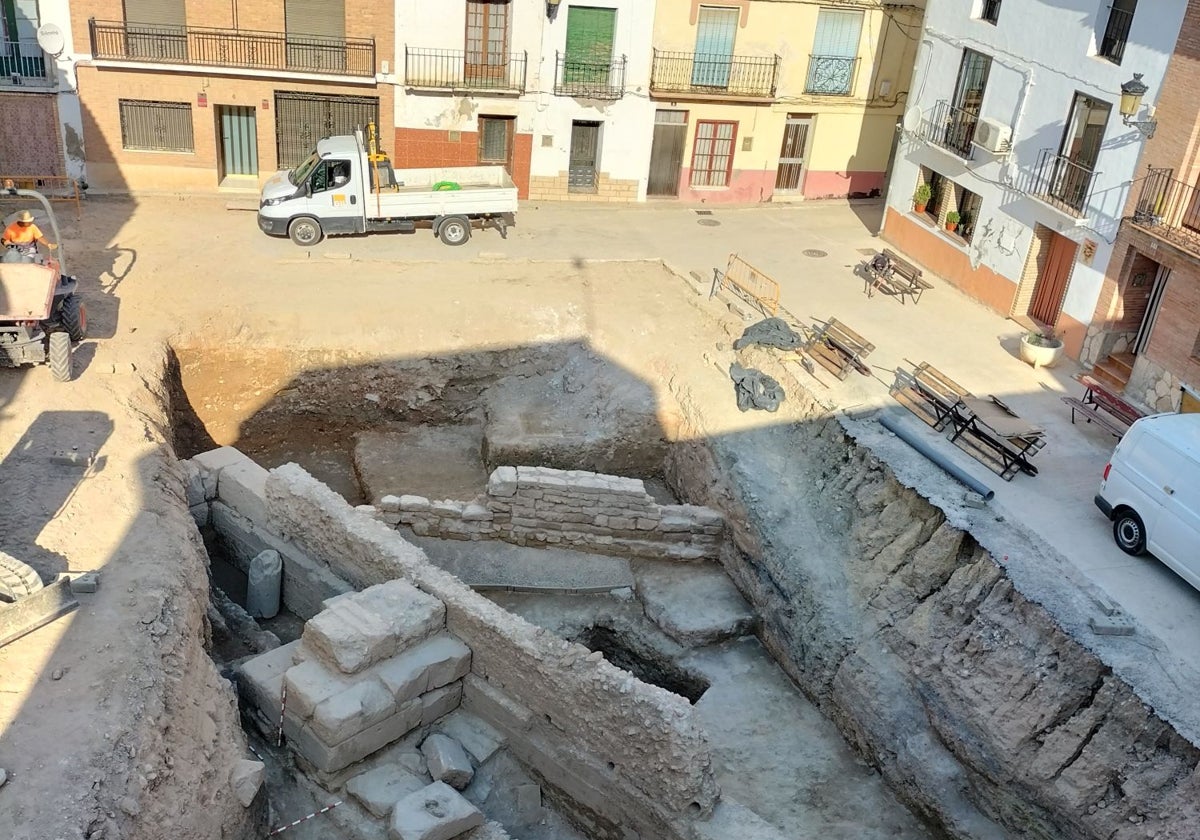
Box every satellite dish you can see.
[902,105,922,133]
[36,23,65,57]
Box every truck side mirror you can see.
[304,181,313,198]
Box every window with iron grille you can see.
[118,99,194,152]
[979,0,1002,24]
[478,115,513,165]
[1099,0,1137,64]
[690,120,737,187]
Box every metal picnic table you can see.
[948,395,1046,480]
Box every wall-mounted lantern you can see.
[547,0,562,21]
[1120,73,1158,139]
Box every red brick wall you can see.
[393,128,532,199]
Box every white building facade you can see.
[881,0,1187,360]
[394,0,654,201]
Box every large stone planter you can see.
[1019,333,1064,368]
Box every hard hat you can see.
[16,210,34,223]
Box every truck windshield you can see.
[290,153,321,186]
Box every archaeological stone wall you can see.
[235,461,721,840]
[365,465,725,562]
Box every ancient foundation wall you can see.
[194,448,720,840]
[364,465,724,562]
[664,346,1200,840]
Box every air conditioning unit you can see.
[973,117,1012,154]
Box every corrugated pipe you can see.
[879,413,995,501]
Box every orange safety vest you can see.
[3,222,43,244]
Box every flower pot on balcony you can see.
[945,222,958,232]
[1019,332,1064,369]
[914,203,927,214]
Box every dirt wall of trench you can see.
[664,347,1200,840]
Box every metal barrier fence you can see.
[0,175,82,221]
[711,253,780,317]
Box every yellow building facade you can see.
[647,0,924,202]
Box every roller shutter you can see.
[284,0,345,38]
[121,0,185,26]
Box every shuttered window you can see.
[119,100,194,152]
[121,0,185,27]
[285,0,346,38]
[811,9,863,58]
[565,6,616,66]
[692,6,738,87]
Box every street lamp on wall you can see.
[1120,73,1158,139]
[547,0,562,21]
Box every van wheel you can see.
[1113,510,1147,556]
[289,217,323,246]
[438,216,471,246]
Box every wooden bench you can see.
[863,249,933,305]
[806,317,874,380]
[890,361,972,431]
[1061,375,1145,438]
[1061,397,1128,438]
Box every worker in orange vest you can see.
[2,210,57,258]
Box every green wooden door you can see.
[564,6,615,85]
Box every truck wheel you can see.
[48,331,72,382]
[289,217,323,246]
[60,294,88,342]
[0,551,44,603]
[1113,509,1147,556]
[438,216,471,246]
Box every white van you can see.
[1095,413,1200,590]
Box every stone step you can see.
[1106,352,1136,376]
[1091,359,1130,391]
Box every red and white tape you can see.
[277,682,288,747]
[267,801,342,836]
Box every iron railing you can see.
[0,38,50,84]
[922,100,979,159]
[554,51,626,99]
[981,0,1002,23]
[804,55,858,96]
[1099,5,1134,64]
[1028,149,1098,216]
[89,18,376,77]
[1131,167,1200,253]
[404,47,527,93]
[649,49,780,98]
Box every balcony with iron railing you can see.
[1131,167,1200,257]
[649,49,780,100]
[1099,5,1134,64]
[554,52,626,100]
[804,55,859,96]
[404,47,527,93]
[1027,148,1099,218]
[920,100,979,160]
[89,18,376,77]
[1,38,51,86]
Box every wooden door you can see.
[568,121,600,193]
[465,0,510,86]
[647,110,687,197]
[774,115,811,190]
[1029,230,1077,326]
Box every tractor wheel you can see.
[48,331,72,382]
[289,217,324,247]
[60,294,88,342]
[0,551,44,604]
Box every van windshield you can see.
[290,153,321,186]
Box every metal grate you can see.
[1099,2,1136,64]
[554,51,627,100]
[804,55,859,96]
[118,99,194,152]
[274,91,379,169]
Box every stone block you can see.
[436,712,504,765]
[431,501,464,517]
[389,782,483,840]
[310,678,397,746]
[400,495,431,512]
[284,659,353,720]
[658,515,696,533]
[218,459,271,524]
[608,517,636,530]
[375,634,472,702]
[347,764,428,818]
[380,495,403,512]
[191,446,249,498]
[420,734,474,790]
[635,518,658,531]
[355,579,446,650]
[189,503,210,530]
[304,598,397,675]
[293,699,423,774]
[182,459,206,507]
[461,503,492,522]
[237,640,302,726]
[420,683,463,726]
[666,544,710,561]
[229,759,265,808]
[515,784,541,823]
[69,572,100,594]
[486,467,517,497]
[246,550,282,620]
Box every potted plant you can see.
[1019,329,1065,369]
[913,183,932,213]
[945,210,961,232]
[958,210,973,237]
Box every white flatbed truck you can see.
[257,126,517,246]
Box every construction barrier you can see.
[0,175,83,222]
[710,253,781,317]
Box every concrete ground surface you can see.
[2,192,1200,838]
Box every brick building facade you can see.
[70,0,395,193]
[1087,0,1200,411]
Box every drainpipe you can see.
[879,413,995,501]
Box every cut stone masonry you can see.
[366,466,725,562]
